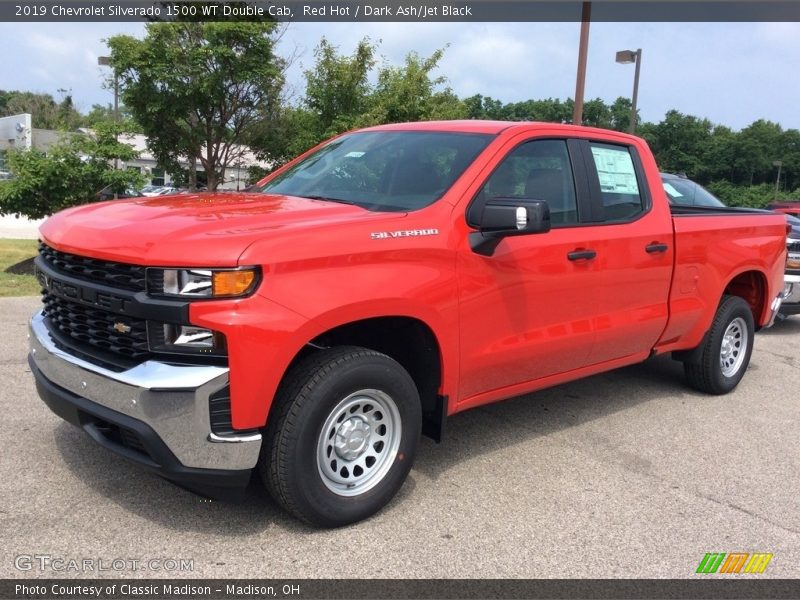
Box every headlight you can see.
[148,322,227,356]
[148,267,259,298]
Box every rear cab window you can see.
[588,142,645,221]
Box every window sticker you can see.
[662,182,683,198]
[590,146,640,195]
[345,151,366,158]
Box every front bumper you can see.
[779,274,800,316]
[29,311,262,497]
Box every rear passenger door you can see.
[576,140,674,364]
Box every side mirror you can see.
[470,197,551,256]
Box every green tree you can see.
[305,37,376,138]
[609,97,634,132]
[368,48,467,123]
[0,90,83,129]
[778,128,800,191]
[82,103,140,130]
[734,119,783,186]
[581,98,613,129]
[251,40,466,168]
[699,125,737,183]
[641,110,713,177]
[0,121,144,219]
[107,22,285,191]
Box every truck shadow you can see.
[413,354,693,481]
[54,354,699,534]
[53,424,301,535]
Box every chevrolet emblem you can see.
[113,322,132,334]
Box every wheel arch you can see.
[723,268,769,329]
[274,315,448,442]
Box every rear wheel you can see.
[261,346,421,527]
[684,295,755,394]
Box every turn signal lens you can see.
[212,270,257,297]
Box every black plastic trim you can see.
[422,394,447,444]
[30,357,251,499]
[566,138,595,223]
[35,256,189,323]
[670,205,781,216]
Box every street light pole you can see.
[572,2,592,125]
[616,48,643,134]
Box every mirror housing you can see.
[470,197,551,256]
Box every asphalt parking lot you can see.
[2,295,798,579]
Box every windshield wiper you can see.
[300,194,358,206]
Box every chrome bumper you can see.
[29,311,261,471]
[782,274,800,305]
[766,293,784,328]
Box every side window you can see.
[588,143,644,221]
[479,139,579,226]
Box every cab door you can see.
[456,137,602,402]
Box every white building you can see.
[0,113,268,190]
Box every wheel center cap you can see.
[334,418,371,460]
[721,338,732,358]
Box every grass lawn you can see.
[0,239,40,297]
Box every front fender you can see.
[190,294,456,430]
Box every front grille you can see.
[39,243,147,292]
[42,293,150,361]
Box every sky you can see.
[1,20,798,131]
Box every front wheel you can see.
[261,346,421,527]
[684,295,755,395]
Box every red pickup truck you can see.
[29,121,787,527]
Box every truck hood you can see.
[39,193,398,266]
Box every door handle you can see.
[567,249,597,261]
[645,243,669,254]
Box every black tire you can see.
[684,295,755,395]
[260,346,421,527]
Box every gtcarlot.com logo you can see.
[14,554,194,573]
[696,552,773,574]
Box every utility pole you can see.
[572,2,592,125]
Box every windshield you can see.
[661,176,726,207]
[258,131,494,212]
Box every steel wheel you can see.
[719,317,748,377]
[262,346,421,526]
[316,389,402,497]
[684,295,755,395]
